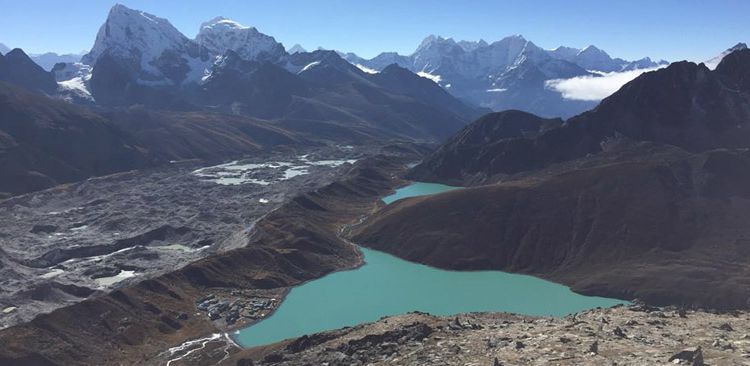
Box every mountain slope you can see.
[413,49,750,184]
[0,49,57,94]
[0,82,154,197]
[410,110,561,184]
[0,79,315,197]
[705,42,747,69]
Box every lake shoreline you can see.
[233,182,625,349]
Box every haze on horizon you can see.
[0,0,747,63]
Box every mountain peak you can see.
[705,42,749,70]
[82,4,188,66]
[0,48,58,94]
[288,44,307,54]
[6,48,30,59]
[417,35,457,51]
[714,48,750,89]
[195,16,285,63]
[200,16,251,31]
[579,45,607,56]
[457,39,489,52]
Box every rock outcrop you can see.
[223,305,750,365]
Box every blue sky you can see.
[0,0,747,61]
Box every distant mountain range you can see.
[0,7,669,119]
[341,35,669,118]
[2,5,483,139]
[3,6,745,122]
[0,5,487,196]
[0,42,82,71]
[0,5,746,199]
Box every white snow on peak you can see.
[354,64,378,74]
[416,71,442,84]
[299,61,321,73]
[82,4,190,74]
[287,44,307,54]
[53,62,91,82]
[200,16,249,31]
[195,16,285,62]
[705,42,748,70]
[55,62,94,102]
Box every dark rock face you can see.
[371,64,489,126]
[668,347,704,366]
[198,52,310,119]
[0,82,155,196]
[0,49,57,94]
[410,110,562,184]
[88,51,191,109]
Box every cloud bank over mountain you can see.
[545,66,664,101]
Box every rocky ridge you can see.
[226,304,750,366]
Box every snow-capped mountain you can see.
[0,43,10,54]
[457,39,488,52]
[65,4,305,105]
[547,45,667,72]
[705,42,748,70]
[29,52,84,71]
[343,34,668,118]
[287,44,307,54]
[81,4,202,82]
[52,62,94,103]
[195,17,286,63]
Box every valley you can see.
[0,144,394,330]
[0,154,408,365]
[1,3,749,365]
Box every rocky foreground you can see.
[227,304,750,366]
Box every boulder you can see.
[668,347,704,366]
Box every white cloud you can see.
[545,66,665,101]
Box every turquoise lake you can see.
[381,181,461,204]
[234,182,625,348]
